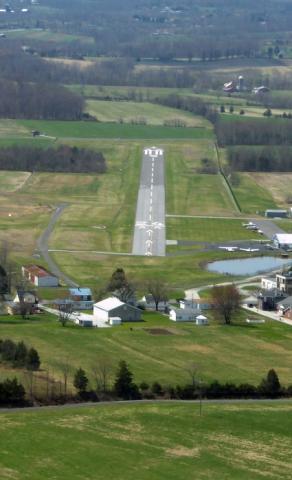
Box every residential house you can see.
[179,298,213,311]
[276,271,292,295]
[276,296,292,316]
[257,289,287,311]
[68,288,93,310]
[261,276,277,290]
[273,234,292,250]
[169,307,196,322]
[22,265,58,287]
[138,294,169,312]
[93,297,142,323]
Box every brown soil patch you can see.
[144,328,174,335]
[256,343,288,354]
[176,344,212,354]
[165,446,200,458]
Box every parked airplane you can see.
[239,248,260,252]
[242,222,256,227]
[218,246,238,252]
[246,225,258,230]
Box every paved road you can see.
[36,203,79,287]
[132,146,165,256]
[250,219,285,239]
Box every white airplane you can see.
[240,248,259,252]
[218,246,238,252]
[242,222,256,227]
[257,229,264,235]
[246,225,258,230]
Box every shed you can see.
[265,209,287,218]
[68,288,93,310]
[195,315,208,325]
[93,297,141,322]
[22,265,58,287]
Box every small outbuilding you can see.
[109,316,122,326]
[195,314,208,325]
[265,209,287,218]
[93,297,141,323]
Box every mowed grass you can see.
[16,120,212,139]
[274,219,292,233]
[1,311,292,387]
[165,140,236,216]
[232,173,278,214]
[85,99,210,127]
[2,402,292,480]
[166,218,258,243]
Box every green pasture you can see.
[166,217,258,243]
[232,173,278,214]
[16,120,211,139]
[85,99,210,127]
[2,310,292,388]
[1,401,292,480]
[275,219,292,233]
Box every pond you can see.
[207,256,292,276]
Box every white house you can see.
[261,277,277,290]
[138,294,169,311]
[22,265,58,287]
[93,297,142,323]
[169,308,195,322]
[179,299,213,311]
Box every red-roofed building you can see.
[22,265,58,287]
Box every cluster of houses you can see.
[243,269,292,319]
[3,264,213,327]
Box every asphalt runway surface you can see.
[132,147,165,256]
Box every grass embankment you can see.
[1,311,292,387]
[1,401,292,480]
[231,173,278,214]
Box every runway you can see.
[132,146,165,256]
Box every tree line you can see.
[0,78,83,120]
[216,117,292,146]
[0,146,107,174]
[227,146,292,172]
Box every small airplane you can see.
[218,246,238,252]
[246,225,258,230]
[242,222,256,227]
[257,229,264,235]
[239,248,260,252]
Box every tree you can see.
[26,348,40,371]
[14,341,28,367]
[220,105,225,113]
[60,362,71,398]
[74,368,88,393]
[211,284,241,324]
[114,360,139,399]
[147,279,168,311]
[107,268,136,304]
[260,369,281,398]
[229,105,234,113]
[58,304,72,327]
[91,357,112,394]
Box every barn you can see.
[93,297,142,323]
[22,265,58,287]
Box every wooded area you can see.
[0,146,107,173]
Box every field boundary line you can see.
[214,143,241,214]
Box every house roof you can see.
[69,288,92,296]
[94,297,125,311]
[277,296,292,307]
[23,264,56,278]
[196,315,207,320]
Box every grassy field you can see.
[1,310,292,387]
[275,219,292,233]
[232,173,278,214]
[16,120,212,140]
[8,29,95,44]
[85,99,210,127]
[166,218,258,243]
[1,401,292,480]
[251,173,292,207]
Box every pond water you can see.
[207,256,292,276]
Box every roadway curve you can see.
[36,203,78,287]
[132,146,165,256]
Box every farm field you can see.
[85,99,210,127]
[1,311,292,387]
[8,29,95,44]
[1,401,292,480]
